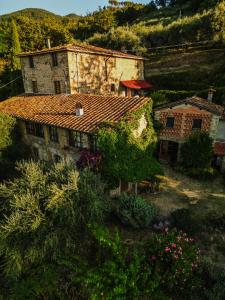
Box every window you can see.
[111,83,116,92]
[32,80,38,93]
[26,122,35,135]
[49,126,59,143]
[52,52,58,67]
[166,117,175,128]
[54,81,61,94]
[25,122,44,138]
[89,135,99,152]
[29,56,34,68]
[192,119,202,130]
[68,131,83,148]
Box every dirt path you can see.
[144,165,225,215]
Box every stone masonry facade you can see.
[19,120,90,164]
[20,51,144,96]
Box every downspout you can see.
[75,53,79,93]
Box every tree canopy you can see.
[97,101,163,186]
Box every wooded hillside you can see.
[0,0,224,103]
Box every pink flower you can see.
[165,247,171,253]
[172,243,177,249]
[151,255,157,261]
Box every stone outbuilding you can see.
[154,96,225,170]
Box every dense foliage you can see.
[0,1,224,100]
[115,193,157,228]
[145,229,201,296]
[97,102,163,187]
[0,114,30,179]
[0,161,108,277]
[181,131,213,169]
[0,162,201,299]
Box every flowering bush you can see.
[144,229,201,294]
[76,150,101,171]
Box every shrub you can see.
[0,161,109,277]
[204,209,225,230]
[194,259,225,300]
[185,167,217,180]
[181,132,213,169]
[151,91,168,107]
[171,208,201,234]
[115,193,157,228]
[0,114,30,180]
[145,229,201,295]
[76,150,101,171]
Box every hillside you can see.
[1,8,79,19]
[146,45,225,105]
[0,0,224,103]
[1,8,62,20]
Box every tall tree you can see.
[10,19,21,71]
[213,0,225,42]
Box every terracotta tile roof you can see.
[214,142,225,156]
[18,42,144,60]
[0,94,149,133]
[154,96,225,116]
[159,107,211,114]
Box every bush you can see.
[204,209,225,230]
[0,161,109,277]
[185,167,217,180]
[193,259,225,300]
[171,208,201,234]
[115,193,157,228]
[145,229,201,295]
[73,227,200,300]
[181,132,213,169]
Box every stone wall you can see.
[68,52,144,95]
[19,120,90,164]
[20,52,70,94]
[20,50,144,96]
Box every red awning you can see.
[121,80,153,90]
[214,142,225,156]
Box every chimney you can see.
[75,102,84,116]
[208,88,216,102]
[46,38,51,49]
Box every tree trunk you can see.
[135,182,138,195]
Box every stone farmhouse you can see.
[154,95,225,170]
[18,42,152,97]
[0,93,149,164]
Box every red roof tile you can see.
[214,142,225,156]
[160,107,211,114]
[18,43,144,60]
[0,94,149,133]
[154,96,224,116]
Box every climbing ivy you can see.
[97,100,163,187]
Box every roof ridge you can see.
[18,42,144,60]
